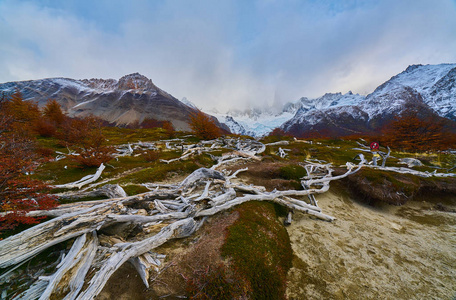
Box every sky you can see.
[1,0,456,112]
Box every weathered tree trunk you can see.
[0,137,366,300]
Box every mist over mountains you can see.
[211,63,456,137]
[1,63,455,138]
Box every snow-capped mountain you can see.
[212,110,297,137]
[0,73,226,131]
[2,64,454,137]
[210,103,302,137]
[281,63,456,137]
[211,91,366,137]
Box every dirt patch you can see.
[286,189,456,299]
[97,263,150,300]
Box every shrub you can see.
[61,116,115,167]
[3,90,40,135]
[142,149,160,162]
[189,111,221,140]
[162,120,175,138]
[278,164,307,181]
[184,264,236,300]
[381,109,449,151]
[43,99,66,127]
[34,119,57,137]
[0,97,58,231]
[35,147,55,158]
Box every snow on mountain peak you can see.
[181,97,199,110]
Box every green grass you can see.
[102,127,170,145]
[122,184,150,196]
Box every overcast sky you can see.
[1,0,456,111]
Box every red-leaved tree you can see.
[0,93,58,231]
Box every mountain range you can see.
[212,63,456,137]
[0,73,225,132]
[1,63,455,137]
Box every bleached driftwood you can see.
[54,164,105,189]
[368,165,456,178]
[1,138,364,300]
[278,147,290,158]
[57,184,127,202]
[265,141,290,146]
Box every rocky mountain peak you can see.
[405,64,423,73]
[117,73,157,91]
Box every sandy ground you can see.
[286,190,456,300]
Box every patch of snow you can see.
[181,97,199,110]
[212,111,295,137]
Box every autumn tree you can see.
[61,116,114,167]
[189,111,221,140]
[43,99,66,127]
[381,109,447,151]
[0,94,58,231]
[3,90,40,135]
[34,99,67,137]
[162,120,175,138]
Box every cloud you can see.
[0,0,455,112]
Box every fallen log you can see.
[1,138,365,299]
[54,164,106,190]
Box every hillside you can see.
[0,73,227,132]
[207,64,456,138]
[283,64,456,137]
[0,128,455,299]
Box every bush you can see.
[34,119,57,137]
[0,96,58,231]
[381,108,449,151]
[189,111,221,140]
[278,164,307,181]
[35,147,55,158]
[61,116,115,167]
[142,149,160,162]
[43,99,66,127]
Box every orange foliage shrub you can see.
[162,120,175,138]
[35,119,57,137]
[61,116,114,167]
[142,149,161,162]
[3,90,40,135]
[189,111,221,140]
[381,109,448,151]
[141,118,162,129]
[0,95,58,231]
[43,99,66,127]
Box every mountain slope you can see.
[281,63,456,137]
[0,73,225,132]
